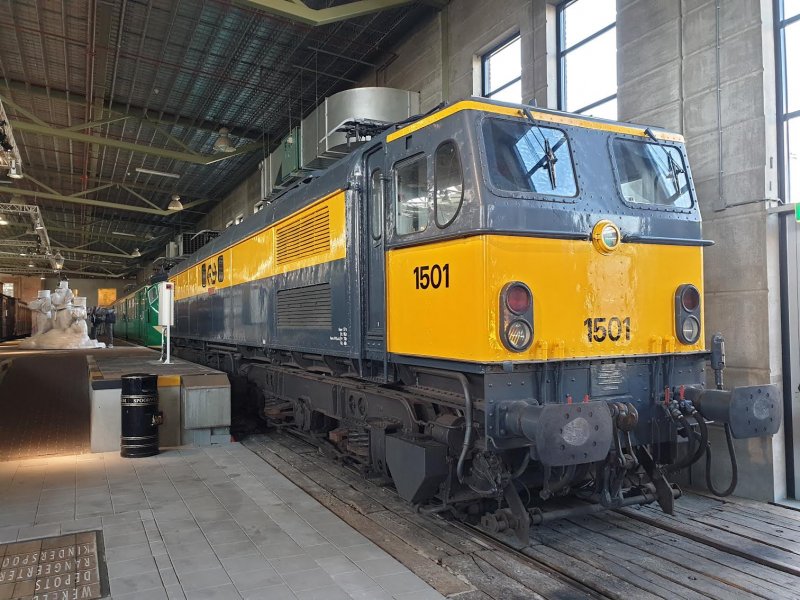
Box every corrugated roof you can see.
[0,0,433,277]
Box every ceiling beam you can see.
[237,0,418,26]
[48,242,139,259]
[36,225,162,244]
[8,118,265,165]
[0,79,262,140]
[0,185,211,216]
[19,170,196,196]
[0,257,131,279]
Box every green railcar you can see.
[114,283,162,348]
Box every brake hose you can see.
[705,423,738,497]
[689,411,709,464]
[664,413,699,474]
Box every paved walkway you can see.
[0,445,444,600]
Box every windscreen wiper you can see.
[645,127,684,195]
[522,108,560,190]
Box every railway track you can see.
[242,431,800,600]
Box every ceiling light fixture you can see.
[27,262,34,268]
[53,252,65,270]
[112,231,136,237]
[0,217,8,225]
[213,127,236,153]
[168,194,184,211]
[8,159,23,179]
[34,218,44,231]
[131,248,141,258]
[135,167,181,179]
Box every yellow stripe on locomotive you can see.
[386,234,704,362]
[170,190,347,301]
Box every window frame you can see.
[481,33,522,101]
[608,135,695,213]
[557,0,617,116]
[201,264,207,287]
[777,0,800,203]
[393,153,430,237]
[370,168,385,241]
[434,140,465,228]
[477,114,580,203]
[218,255,224,283]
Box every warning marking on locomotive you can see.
[330,327,349,346]
[0,531,107,600]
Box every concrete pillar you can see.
[617,0,785,501]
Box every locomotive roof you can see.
[386,97,684,145]
[167,97,689,277]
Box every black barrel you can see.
[121,373,160,457]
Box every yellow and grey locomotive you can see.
[166,98,781,544]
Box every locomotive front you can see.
[384,102,780,539]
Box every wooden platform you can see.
[243,431,800,600]
[87,350,220,387]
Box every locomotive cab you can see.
[376,100,780,539]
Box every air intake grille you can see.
[275,207,330,265]
[276,283,332,328]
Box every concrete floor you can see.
[0,445,443,600]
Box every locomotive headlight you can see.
[592,220,621,254]
[601,225,619,248]
[681,316,701,344]
[506,320,532,351]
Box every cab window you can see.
[611,138,692,208]
[395,155,429,235]
[482,118,577,197]
[434,141,463,227]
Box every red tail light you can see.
[505,283,531,314]
[680,285,700,311]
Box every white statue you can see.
[19,281,105,349]
[71,297,89,337]
[28,290,53,336]
[51,280,75,331]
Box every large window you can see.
[482,118,577,197]
[611,139,692,208]
[779,0,800,203]
[2,283,13,297]
[557,0,617,119]
[482,35,522,103]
